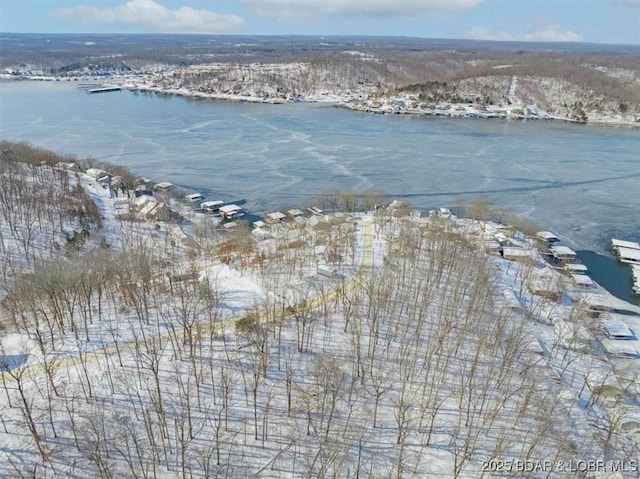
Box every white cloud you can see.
[469,22,584,42]
[52,0,246,33]
[241,0,483,22]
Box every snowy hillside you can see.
[1,146,639,478]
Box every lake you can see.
[1,80,639,301]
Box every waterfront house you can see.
[134,184,153,198]
[141,201,171,222]
[133,195,155,210]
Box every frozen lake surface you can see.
[2,81,639,258]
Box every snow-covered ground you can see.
[2,158,640,477]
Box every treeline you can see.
[0,143,98,282]
[0,142,140,283]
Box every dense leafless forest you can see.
[1,142,639,478]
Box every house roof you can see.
[134,195,155,209]
[140,200,159,216]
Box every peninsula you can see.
[2,34,639,126]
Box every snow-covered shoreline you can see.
[4,73,639,128]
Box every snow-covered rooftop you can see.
[537,231,560,242]
[550,245,576,259]
[617,246,640,264]
[601,319,634,339]
[612,238,640,251]
[565,263,589,273]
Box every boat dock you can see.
[612,238,640,252]
[632,265,640,295]
[612,238,640,296]
[87,86,122,94]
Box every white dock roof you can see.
[602,319,634,339]
[537,231,559,242]
[201,200,224,208]
[154,181,174,190]
[612,239,640,250]
[219,204,242,214]
[565,264,589,273]
[617,246,640,264]
[550,245,576,259]
[185,193,204,201]
[572,274,594,288]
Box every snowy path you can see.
[508,75,518,100]
[1,218,375,382]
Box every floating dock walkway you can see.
[87,86,122,94]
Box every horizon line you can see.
[1,32,639,47]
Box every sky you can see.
[1,0,639,45]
